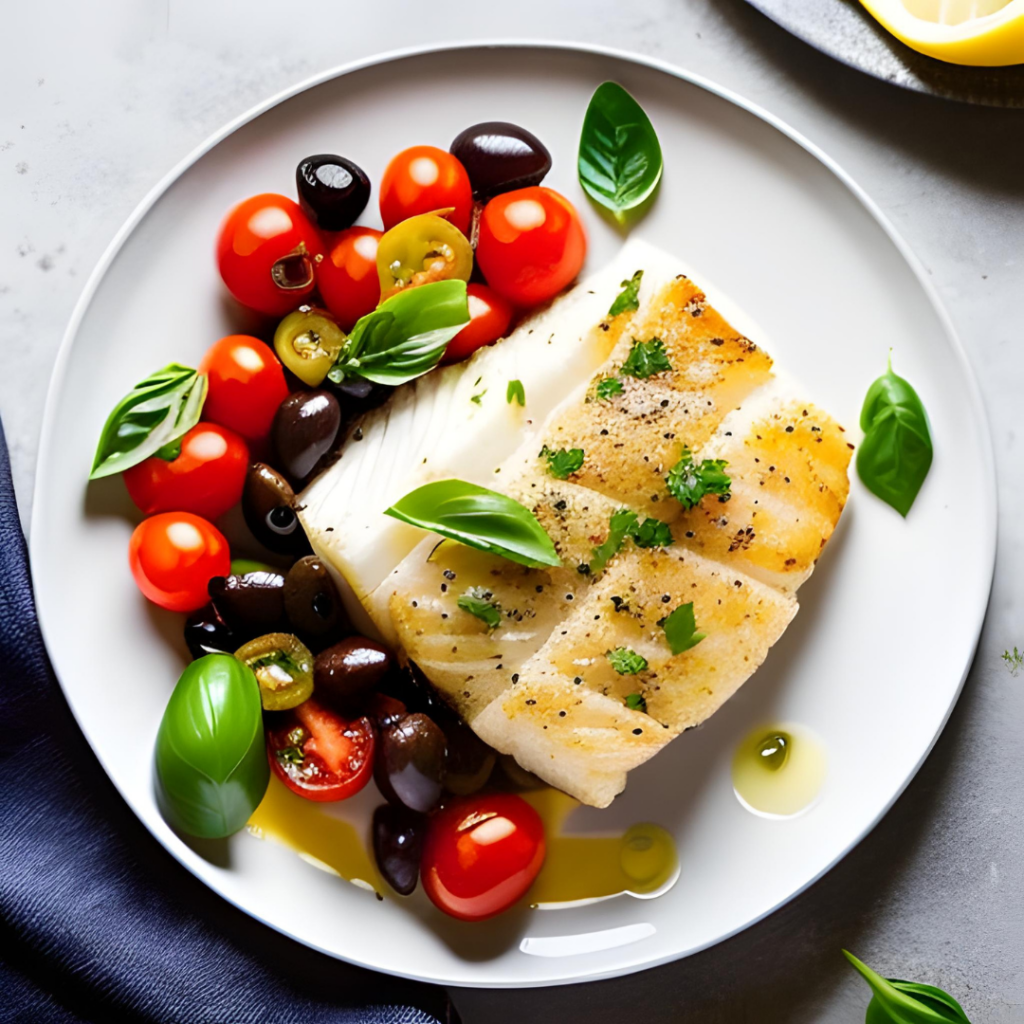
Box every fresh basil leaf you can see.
[507,379,526,406]
[624,692,647,713]
[621,337,672,379]
[606,647,648,675]
[609,270,643,316]
[844,951,971,1024]
[856,356,933,517]
[595,376,624,401]
[590,508,639,574]
[154,654,269,839]
[666,448,732,509]
[540,445,585,480]
[630,516,674,549]
[90,364,207,479]
[661,602,705,655]
[457,587,502,629]
[385,479,560,568]
[328,280,470,386]
[579,82,663,224]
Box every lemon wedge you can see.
[860,0,1024,65]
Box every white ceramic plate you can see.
[30,43,995,988]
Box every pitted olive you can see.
[450,121,552,200]
[284,555,346,642]
[242,463,311,555]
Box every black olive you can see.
[184,603,235,659]
[450,122,552,200]
[441,717,496,796]
[242,463,311,555]
[314,636,392,709]
[327,378,394,423]
[208,571,286,637]
[271,390,342,482]
[374,713,446,813]
[372,803,426,896]
[296,154,371,232]
[284,555,347,642]
[366,692,407,731]
[381,660,457,723]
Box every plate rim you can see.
[29,39,997,988]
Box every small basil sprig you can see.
[385,479,560,568]
[327,279,469,386]
[90,363,207,479]
[857,356,933,517]
[661,602,705,655]
[579,82,663,224]
[154,654,269,839]
[843,951,971,1023]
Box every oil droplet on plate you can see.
[732,723,826,818]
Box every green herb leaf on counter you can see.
[540,445,585,480]
[621,337,672,379]
[661,602,705,656]
[507,379,526,406]
[606,647,649,675]
[90,364,207,480]
[385,479,561,569]
[328,279,470,386]
[856,355,933,517]
[1002,647,1023,676]
[666,448,732,509]
[595,376,625,401]
[609,270,644,317]
[458,587,503,629]
[630,516,674,549]
[590,508,640,574]
[578,82,663,224]
[624,692,647,714]
[843,950,971,1024]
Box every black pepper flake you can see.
[526,699,537,705]
[443,569,456,580]
[661,594,671,603]
[353,427,364,441]
[785,425,794,433]
[685,531,694,538]
[554,500,567,511]
[441,613,448,619]
[512,673,520,683]
[566,594,573,601]
[632,728,643,735]
[324,526,334,532]
[574,676,582,685]
[660,399,669,408]
[440,583,447,592]
[411,600,418,608]
[577,563,592,575]
[600,428,609,436]
[559,711,567,717]
[496,664,503,670]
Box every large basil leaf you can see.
[90,363,207,479]
[328,280,470,386]
[154,654,269,839]
[844,951,970,1023]
[856,357,933,517]
[578,82,663,224]
[385,479,560,568]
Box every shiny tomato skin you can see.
[216,193,321,316]
[267,699,375,802]
[421,793,545,921]
[129,512,230,613]
[315,226,383,330]
[199,335,290,443]
[122,423,248,520]
[379,146,473,235]
[441,284,513,364]
[476,187,587,308]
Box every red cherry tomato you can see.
[379,146,473,235]
[315,226,383,330]
[216,194,322,316]
[421,793,545,921]
[199,336,290,443]
[442,284,514,364]
[122,423,248,520]
[128,512,230,613]
[267,699,375,802]
[476,187,587,308]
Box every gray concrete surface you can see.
[1,1,1021,1019]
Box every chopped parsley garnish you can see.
[608,270,643,317]
[540,444,585,480]
[589,509,673,574]
[595,376,625,401]
[457,587,502,629]
[506,379,525,406]
[630,516,674,549]
[661,601,706,655]
[624,692,648,714]
[471,390,486,405]
[606,647,648,675]
[1002,646,1023,676]
[621,337,672,379]
[666,448,732,509]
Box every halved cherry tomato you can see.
[123,423,248,520]
[315,226,383,331]
[199,336,290,443]
[442,284,514,363]
[216,194,322,316]
[379,146,473,235]
[267,698,375,802]
[476,186,587,308]
[377,213,473,301]
[129,512,230,613]
[421,793,545,921]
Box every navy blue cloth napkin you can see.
[0,418,453,1024]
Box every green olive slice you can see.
[376,213,473,300]
[235,632,314,711]
[273,306,347,387]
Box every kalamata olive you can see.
[441,717,496,796]
[374,712,446,813]
[450,122,552,200]
[283,555,346,642]
[208,571,286,635]
[235,632,314,711]
[383,660,458,723]
[365,692,408,731]
[296,154,371,232]
[372,803,426,896]
[242,463,311,555]
[183,603,235,659]
[271,390,341,482]
[314,636,392,709]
